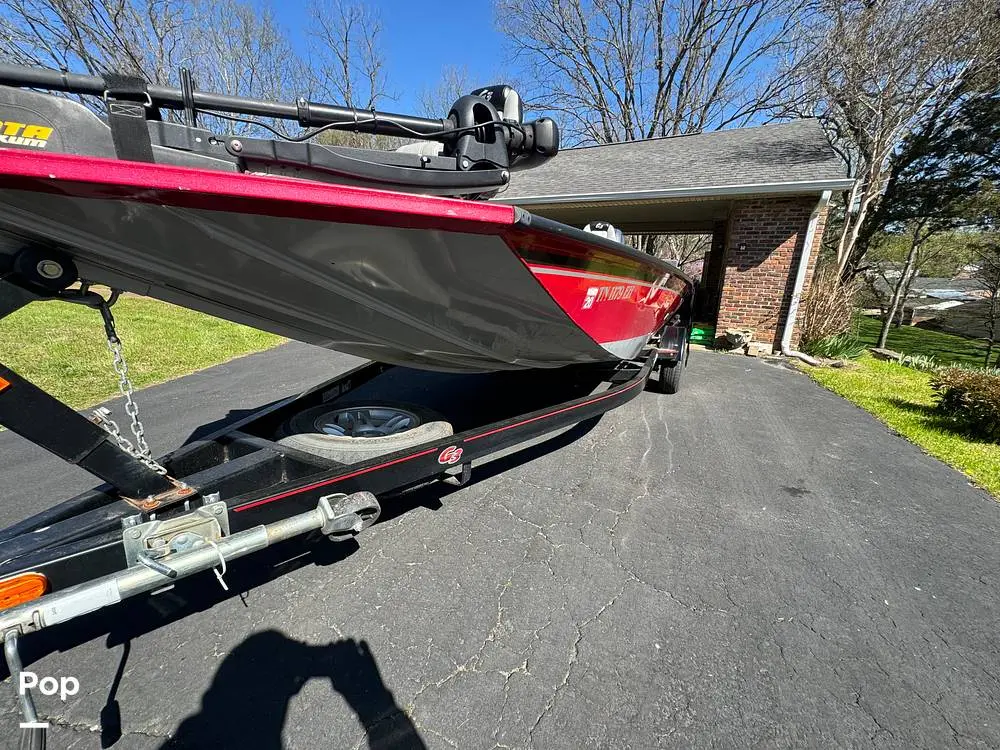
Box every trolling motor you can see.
[458,84,559,171]
[0,63,558,197]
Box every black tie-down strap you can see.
[103,72,157,162]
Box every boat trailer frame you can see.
[0,272,687,748]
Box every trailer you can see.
[0,62,691,748]
[0,277,689,749]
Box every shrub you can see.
[800,267,862,349]
[803,332,866,359]
[950,362,1000,377]
[900,353,940,373]
[931,367,1000,442]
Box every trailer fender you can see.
[277,401,453,464]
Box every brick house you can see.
[498,120,852,351]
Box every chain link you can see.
[92,407,168,475]
[88,294,169,476]
[106,335,154,456]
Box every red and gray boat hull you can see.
[0,149,691,372]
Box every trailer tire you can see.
[277,401,453,465]
[657,361,683,394]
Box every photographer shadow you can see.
[159,630,425,750]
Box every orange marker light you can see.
[0,375,10,392]
[0,573,47,611]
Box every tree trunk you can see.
[834,184,860,278]
[837,186,871,280]
[877,242,919,349]
[894,271,919,328]
[985,291,1000,369]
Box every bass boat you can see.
[0,64,692,373]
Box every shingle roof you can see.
[502,119,850,202]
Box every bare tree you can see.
[307,0,387,110]
[866,227,972,348]
[775,0,1000,280]
[873,220,929,348]
[0,0,301,101]
[189,0,296,102]
[628,233,709,268]
[304,0,397,149]
[496,0,803,145]
[972,237,1000,367]
[659,233,710,267]
[0,0,396,144]
[418,65,472,118]
[0,0,195,84]
[175,0,301,135]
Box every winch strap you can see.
[104,73,155,163]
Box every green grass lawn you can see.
[807,356,1000,498]
[0,296,283,409]
[854,315,993,368]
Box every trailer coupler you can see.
[2,491,379,740]
[1,491,379,637]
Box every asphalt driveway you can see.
[1,344,997,749]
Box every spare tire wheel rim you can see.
[311,407,422,438]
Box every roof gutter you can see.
[502,178,855,206]
[781,190,832,366]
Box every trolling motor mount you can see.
[447,95,509,170]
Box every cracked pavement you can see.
[1,343,998,749]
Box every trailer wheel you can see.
[656,333,687,395]
[277,401,453,464]
[657,361,683,394]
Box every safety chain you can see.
[92,407,168,475]
[90,294,169,476]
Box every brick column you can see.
[716,196,828,351]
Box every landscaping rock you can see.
[725,328,754,350]
[870,347,903,362]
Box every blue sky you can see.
[273,0,507,114]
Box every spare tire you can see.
[277,400,453,465]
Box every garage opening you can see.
[498,121,853,351]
